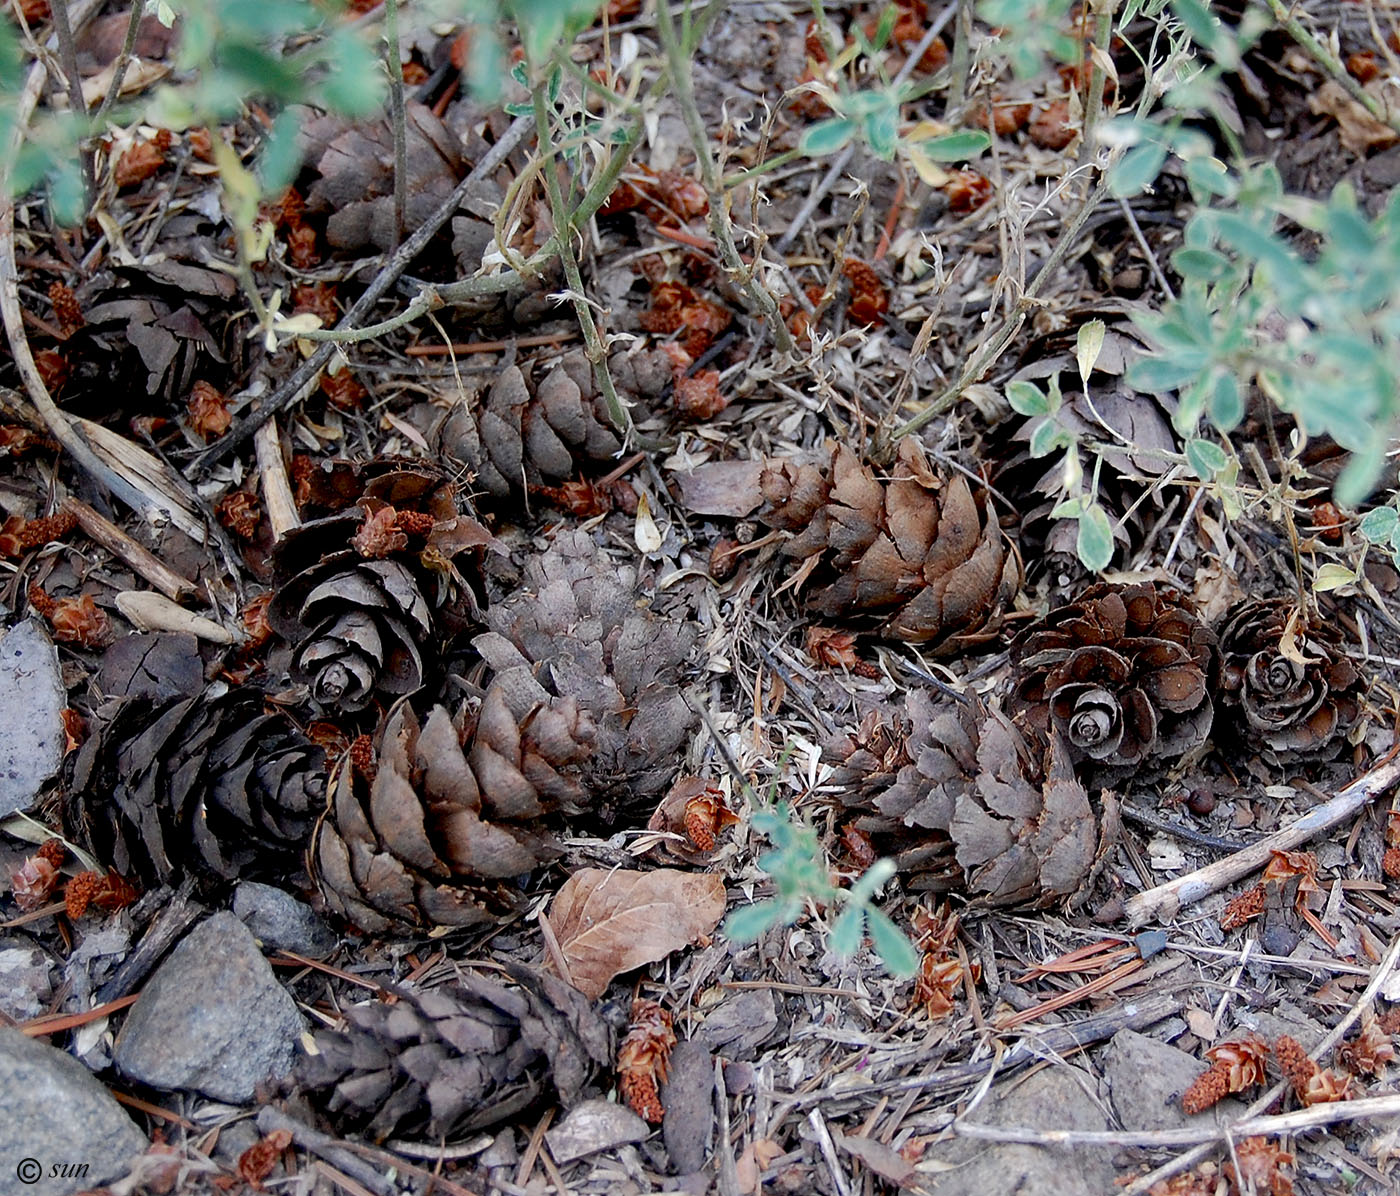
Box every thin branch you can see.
[47,0,88,120]
[93,0,146,127]
[383,0,407,252]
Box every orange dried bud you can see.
[14,0,51,23]
[113,138,167,188]
[915,955,968,1020]
[842,824,877,870]
[10,851,61,912]
[348,734,377,781]
[267,188,306,231]
[47,593,112,648]
[709,537,742,581]
[944,169,993,214]
[1223,1137,1294,1196]
[1347,51,1380,83]
[803,20,828,64]
[48,281,84,334]
[0,515,23,558]
[679,783,737,852]
[1030,99,1076,150]
[969,98,1032,136]
[531,479,613,519]
[26,583,56,617]
[216,491,261,540]
[1220,884,1265,929]
[241,591,274,649]
[352,505,408,559]
[1182,1035,1270,1112]
[60,707,86,753]
[320,368,367,411]
[0,425,56,456]
[292,283,340,327]
[20,509,76,551]
[394,510,436,539]
[401,60,429,86]
[237,1129,292,1189]
[1308,502,1345,542]
[188,381,231,441]
[1272,1034,1318,1098]
[33,349,69,395]
[64,871,101,919]
[1181,1063,1230,1114]
[1262,849,1317,883]
[1336,1012,1396,1076]
[187,127,214,162]
[617,999,676,1123]
[287,223,321,269]
[1384,846,1400,879]
[674,370,727,421]
[37,838,65,867]
[843,258,888,326]
[307,722,351,759]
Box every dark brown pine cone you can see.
[436,348,672,503]
[1009,581,1218,779]
[825,693,1117,907]
[475,529,698,804]
[757,439,1021,652]
[313,686,594,933]
[1216,599,1365,759]
[68,687,326,884]
[267,477,492,712]
[298,964,613,1141]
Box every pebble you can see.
[113,911,303,1103]
[232,882,337,958]
[545,1099,649,1164]
[0,1026,147,1196]
[662,1039,715,1175]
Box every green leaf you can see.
[1360,506,1400,543]
[1208,372,1244,430]
[1184,155,1234,200]
[46,161,86,227]
[1185,437,1228,480]
[829,905,866,958]
[257,109,303,194]
[1109,141,1167,198]
[1172,247,1229,282]
[1029,418,1072,458]
[1006,380,1050,417]
[1076,503,1115,572]
[1051,493,1090,519]
[723,899,787,944]
[1076,319,1106,386]
[1337,442,1387,507]
[864,102,900,160]
[848,859,896,904]
[1313,563,1360,592]
[865,908,919,978]
[917,129,992,162]
[800,117,858,157]
[1126,354,1203,392]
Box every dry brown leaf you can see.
[546,868,726,999]
[1309,79,1400,154]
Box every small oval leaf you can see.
[1076,503,1115,573]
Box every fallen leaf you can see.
[674,459,766,517]
[546,868,726,999]
[634,491,663,554]
[833,1130,919,1187]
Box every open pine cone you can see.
[475,529,698,804]
[267,476,491,712]
[69,688,326,884]
[1010,581,1218,779]
[314,687,593,933]
[826,692,1117,907]
[1217,599,1365,759]
[298,964,612,1141]
[436,348,672,503]
[757,439,1021,651]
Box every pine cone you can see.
[1217,599,1364,759]
[826,693,1117,906]
[267,478,491,712]
[757,439,1021,651]
[1009,581,1218,778]
[298,964,613,1141]
[437,348,672,503]
[313,687,594,933]
[475,529,698,804]
[69,688,326,884]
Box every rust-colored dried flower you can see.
[292,283,340,327]
[351,505,408,559]
[186,127,214,162]
[674,370,727,421]
[1272,1035,1324,1102]
[60,708,86,753]
[968,98,1032,136]
[20,509,76,551]
[394,510,436,539]
[216,491,261,541]
[113,137,167,188]
[47,281,84,335]
[36,590,112,648]
[347,734,376,782]
[841,823,877,869]
[843,258,888,326]
[1147,1161,1221,1196]
[617,999,676,1123]
[1030,99,1076,149]
[1224,1137,1294,1196]
[682,783,738,851]
[236,1129,292,1190]
[1182,1035,1270,1113]
[638,280,732,358]
[805,626,881,678]
[1011,582,1218,777]
[709,537,743,582]
[33,348,69,395]
[10,849,61,911]
[64,871,138,919]
[320,368,367,411]
[287,223,321,269]
[188,381,231,441]
[13,0,51,24]
[945,169,994,214]
[1347,51,1381,83]
[910,903,975,1020]
[1216,600,1364,760]
[1336,1012,1396,1076]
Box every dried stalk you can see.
[63,497,196,601]
[254,418,301,541]
[1123,746,1400,926]
[383,0,407,252]
[93,0,147,126]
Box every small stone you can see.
[0,620,66,817]
[1103,1029,1240,1131]
[0,1026,147,1196]
[545,1098,649,1164]
[662,1039,714,1175]
[697,988,780,1060]
[0,938,56,1021]
[113,911,303,1102]
[233,882,337,958]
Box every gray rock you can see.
[0,938,56,1021]
[0,620,66,817]
[232,882,337,958]
[113,911,303,1102]
[662,1039,714,1175]
[923,1065,1116,1196]
[696,988,779,1060]
[1103,1029,1243,1131]
[545,1099,649,1164]
[0,1026,147,1196]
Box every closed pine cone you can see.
[314,685,594,933]
[298,964,612,1141]
[475,529,698,804]
[69,687,326,884]
[757,439,1021,651]
[826,691,1118,907]
[1010,581,1218,780]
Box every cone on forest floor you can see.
[756,439,1021,652]
[825,691,1119,907]
[298,963,613,1141]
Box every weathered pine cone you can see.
[69,688,326,884]
[826,692,1117,907]
[1009,581,1218,778]
[757,439,1021,651]
[314,686,594,933]
[1216,599,1364,759]
[437,348,672,502]
[475,529,698,804]
[298,964,612,1141]
[267,478,491,712]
